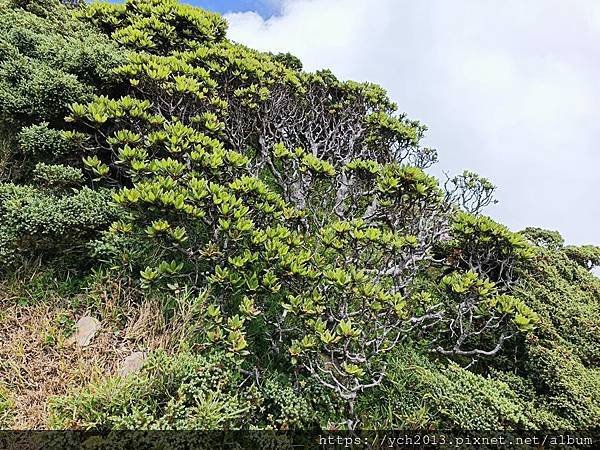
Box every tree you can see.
[51,0,538,402]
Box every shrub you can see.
[0,0,123,129]
[358,345,535,430]
[17,123,73,161]
[49,350,340,430]
[59,0,541,403]
[516,231,600,366]
[33,163,84,189]
[257,375,343,429]
[485,230,600,429]
[0,183,118,270]
[524,343,600,428]
[0,0,124,179]
[82,0,228,54]
[49,351,254,430]
[443,212,536,287]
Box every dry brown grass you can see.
[124,290,205,351]
[0,273,150,429]
[0,270,198,429]
[0,302,133,429]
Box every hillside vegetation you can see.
[1,0,599,431]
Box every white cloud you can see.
[225,0,600,245]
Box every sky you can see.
[192,0,600,246]
[192,0,281,17]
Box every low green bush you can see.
[49,351,255,430]
[49,350,341,430]
[517,230,600,366]
[358,345,535,430]
[0,0,124,180]
[0,0,123,130]
[33,163,84,189]
[0,183,118,270]
[18,123,73,161]
[524,343,600,428]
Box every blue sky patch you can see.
[188,0,279,18]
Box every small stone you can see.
[67,316,101,347]
[119,351,147,376]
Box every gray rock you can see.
[67,316,101,347]
[119,351,147,376]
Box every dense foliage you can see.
[0,0,598,431]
